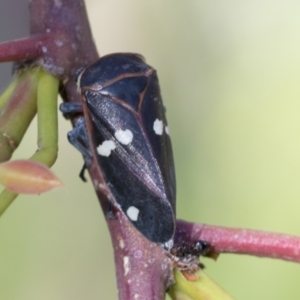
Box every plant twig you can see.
[0,69,39,162]
[31,69,59,166]
[169,269,235,300]
[0,35,52,63]
[177,220,300,263]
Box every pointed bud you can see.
[0,160,63,194]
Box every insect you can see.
[60,53,176,247]
[169,239,211,280]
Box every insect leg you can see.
[59,102,83,119]
[67,116,92,182]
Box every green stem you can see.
[0,70,59,217]
[168,269,235,300]
[0,190,17,217]
[30,69,59,166]
[0,70,39,162]
[0,77,18,109]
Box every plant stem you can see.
[30,70,59,166]
[0,189,17,217]
[169,269,235,300]
[0,70,58,216]
[177,220,300,263]
[0,35,51,63]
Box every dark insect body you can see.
[169,240,211,280]
[61,53,176,247]
[171,240,211,259]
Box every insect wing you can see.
[80,54,176,244]
[140,71,176,209]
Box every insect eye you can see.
[194,240,211,255]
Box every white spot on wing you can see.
[123,256,130,276]
[153,119,163,135]
[127,206,139,221]
[97,140,116,157]
[115,129,133,145]
[165,126,170,135]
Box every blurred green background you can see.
[1,1,300,299]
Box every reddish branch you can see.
[0,0,299,299]
[177,220,300,263]
[0,35,51,63]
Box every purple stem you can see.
[177,220,300,263]
[0,35,50,63]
